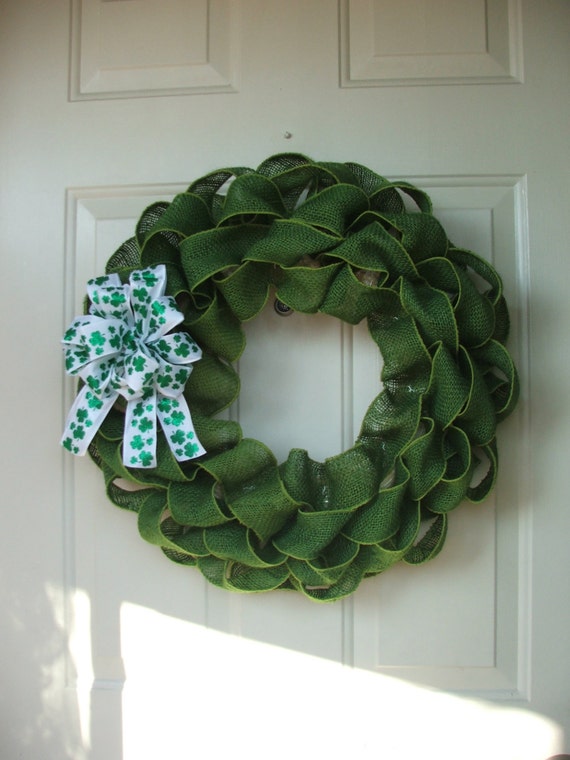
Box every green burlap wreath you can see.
[86,153,519,602]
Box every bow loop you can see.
[63,315,125,374]
[128,268,182,341]
[152,332,202,369]
[62,265,205,468]
[147,295,185,343]
[87,274,133,323]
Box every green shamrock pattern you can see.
[61,265,205,468]
[157,397,202,459]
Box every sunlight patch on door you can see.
[119,601,563,759]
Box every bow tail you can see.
[61,385,117,456]
[156,393,205,463]
[124,393,158,468]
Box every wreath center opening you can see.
[234,298,384,464]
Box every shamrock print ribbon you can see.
[61,264,205,468]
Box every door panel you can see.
[2,1,569,757]
[351,176,529,695]
[341,0,523,85]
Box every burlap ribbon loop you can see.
[68,153,519,601]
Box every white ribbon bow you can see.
[61,264,205,468]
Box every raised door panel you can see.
[65,174,529,703]
[341,0,523,86]
[352,178,529,697]
[70,0,239,99]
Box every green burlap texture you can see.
[89,153,519,602]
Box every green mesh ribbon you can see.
[87,153,519,602]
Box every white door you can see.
[2,1,569,758]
